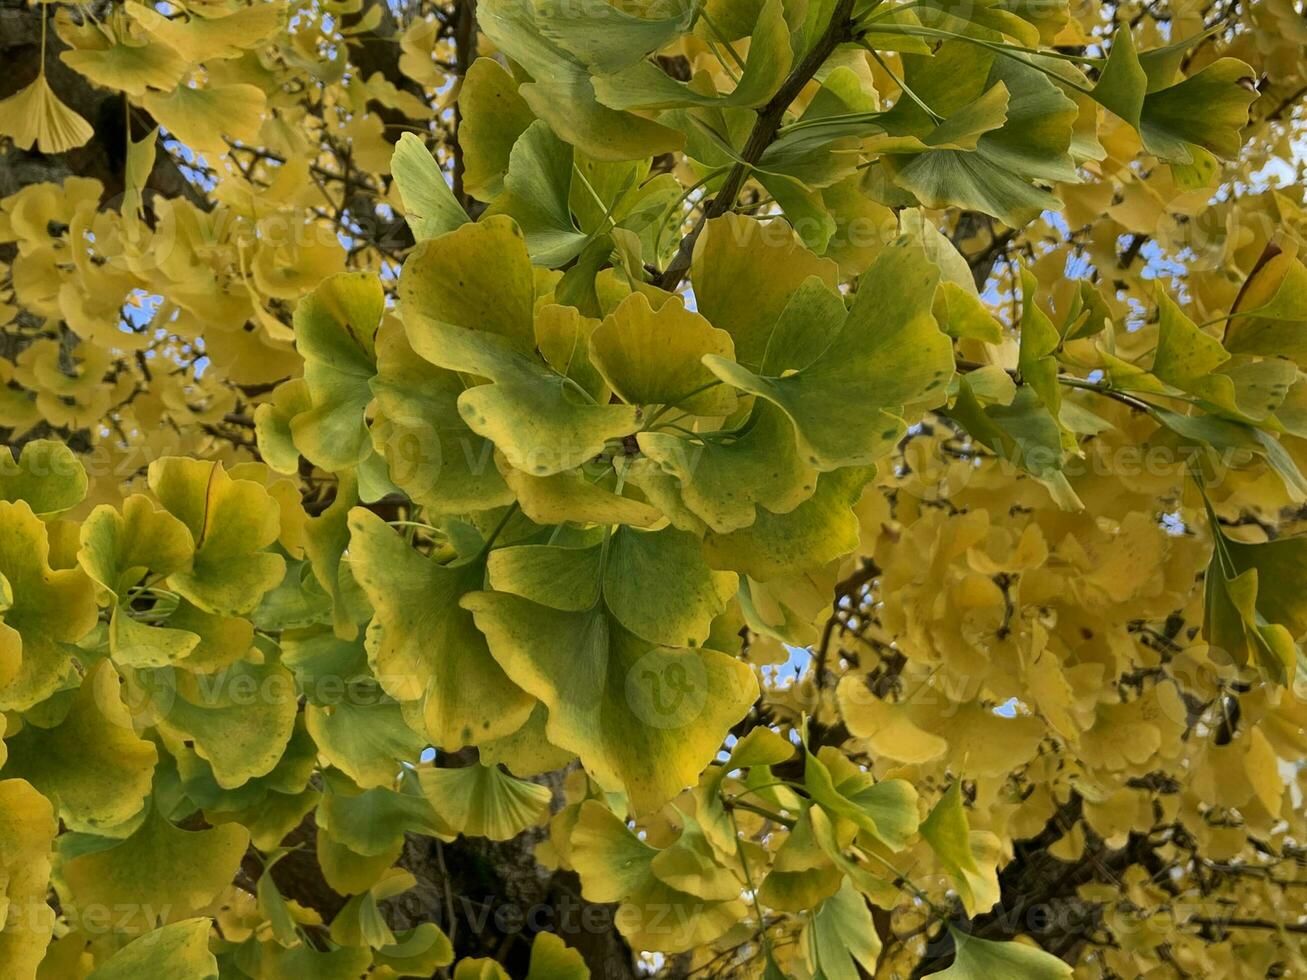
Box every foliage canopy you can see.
[1,0,1307,976]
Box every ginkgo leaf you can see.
[486,120,590,267]
[125,0,284,60]
[477,0,683,162]
[306,698,427,790]
[347,508,535,748]
[148,458,286,616]
[590,292,738,416]
[0,500,99,711]
[924,929,1072,979]
[569,800,747,952]
[524,931,589,980]
[690,213,840,371]
[317,772,452,857]
[60,800,249,928]
[58,19,187,98]
[85,918,218,980]
[639,400,818,534]
[804,746,920,851]
[803,878,883,980]
[141,78,266,151]
[603,526,738,648]
[2,660,157,834]
[79,494,194,596]
[499,459,662,528]
[1092,30,1257,165]
[400,286,640,475]
[0,778,57,976]
[254,379,313,475]
[592,0,791,110]
[0,439,87,515]
[703,466,872,580]
[418,761,551,840]
[537,0,694,72]
[288,272,384,471]
[920,782,1001,916]
[369,320,514,515]
[454,959,510,980]
[458,57,537,201]
[463,591,758,812]
[758,806,844,911]
[478,702,576,777]
[704,239,954,471]
[390,133,469,241]
[1223,243,1307,366]
[397,215,536,348]
[146,661,299,789]
[372,923,456,976]
[837,677,948,764]
[0,73,94,154]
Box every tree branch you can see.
[656,0,858,291]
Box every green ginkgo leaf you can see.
[80,494,201,667]
[485,525,736,648]
[79,494,194,596]
[702,466,872,580]
[0,439,87,515]
[306,698,427,789]
[592,0,791,110]
[463,591,757,812]
[369,320,514,516]
[1092,30,1257,165]
[758,805,844,911]
[318,772,452,857]
[60,800,249,929]
[476,0,683,162]
[0,499,99,710]
[486,120,589,266]
[920,782,1001,916]
[347,508,535,748]
[391,132,469,241]
[85,918,218,980]
[479,702,577,777]
[639,401,818,534]
[803,878,883,980]
[703,239,953,471]
[881,44,1076,225]
[537,0,695,72]
[394,216,533,350]
[373,923,456,976]
[924,929,1072,979]
[2,660,157,834]
[418,761,551,840]
[603,526,737,648]
[804,746,920,851]
[147,661,299,789]
[289,272,384,472]
[500,459,662,528]
[405,306,639,477]
[400,218,640,475]
[254,379,313,475]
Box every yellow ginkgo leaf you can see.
[0,74,93,154]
